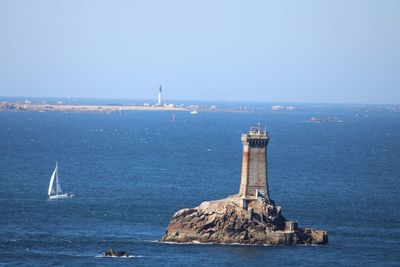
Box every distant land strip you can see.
[1,103,187,113]
[0,102,256,113]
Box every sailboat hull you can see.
[48,193,75,200]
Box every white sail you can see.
[56,171,62,194]
[48,166,57,196]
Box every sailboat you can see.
[48,162,74,200]
[170,114,176,122]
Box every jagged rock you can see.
[161,195,328,245]
[102,247,129,257]
[115,251,129,257]
[103,247,116,257]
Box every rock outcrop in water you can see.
[102,247,129,257]
[161,196,327,245]
[161,126,328,246]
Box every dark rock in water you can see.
[103,247,116,257]
[102,247,129,257]
[116,251,129,257]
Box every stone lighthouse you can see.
[239,126,270,201]
[156,85,163,106]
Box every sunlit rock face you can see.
[161,196,327,245]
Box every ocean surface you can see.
[0,104,399,266]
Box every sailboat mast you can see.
[55,161,59,194]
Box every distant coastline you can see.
[0,102,187,113]
[0,101,255,114]
[1,99,399,114]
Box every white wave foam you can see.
[96,255,144,259]
[158,240,281,247]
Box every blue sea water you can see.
[0,105,399,266]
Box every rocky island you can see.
[161,126,328,245]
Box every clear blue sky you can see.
[0,0,399,104]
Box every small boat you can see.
[48,162,74,200]
[190,110,198,115]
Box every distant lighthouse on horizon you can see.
[157,85,163,106]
